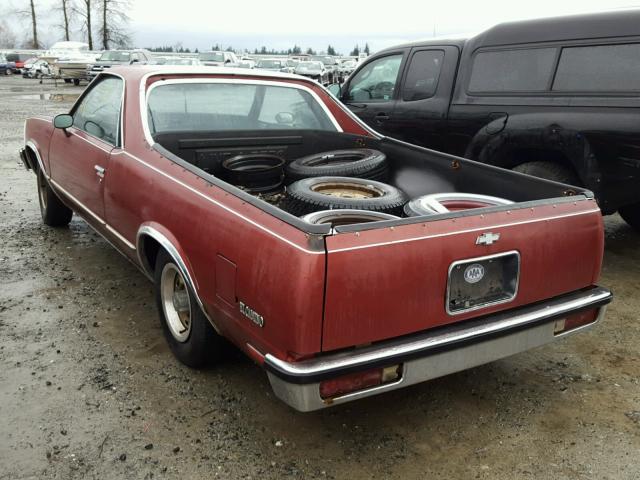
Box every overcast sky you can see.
[4,0,640,52]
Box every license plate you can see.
[446,251,520,315]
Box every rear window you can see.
[147,82,337,134]
[552,44,640,92]
[468,48,557,93]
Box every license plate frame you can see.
[446,251,520,315]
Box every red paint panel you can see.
[322,200,603,352]
[215,254,237,306]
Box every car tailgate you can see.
[321,198,603,352]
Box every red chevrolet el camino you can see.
[20,66,612,411]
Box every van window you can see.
[553,44,640,92]
[469,48,556,93]
[402,50,444,101]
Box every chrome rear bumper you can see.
[265,287,612,412]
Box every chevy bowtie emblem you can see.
[476,232,500,246]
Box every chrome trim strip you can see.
[50,178,105,225]
[112,150,323,255]
[48,178,136,251]
[264,286,612,382]
[445,250,520,316]
[327,208,602,253]
[68,129,113,153]
[25,140,47,175]
[135,225,220,333]
[140,77,343,147]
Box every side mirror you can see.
[84,120,105,139]
[225,59,231,64]
[53,114,73,129]
[327,83,342,97]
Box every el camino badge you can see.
[464,264,485,284]
[476,232,500,246]
[239,301,264,327]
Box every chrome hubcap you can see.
[160,263,192,342]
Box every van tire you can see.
[512,161,580,186]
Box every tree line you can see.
[146,43,373,57]
[6,0,131,50]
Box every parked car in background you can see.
[22,58,51,79]
[198,51,239,66]
[20,66,611,411]
[149,56,200,66]
[88,49,153,80]
[295,61,329,84]
[6,53,32,74]
[255,58,293,73]
[331,10,640,230]
[311,55,339,82]
[337,58,357,78]
[238,56,256,68]
[0,54,9,75]
[40,41,98,85]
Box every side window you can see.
[553,43,640,92]
[72,76,123,145]
[402,50,444,101]
[468,48,557,93]
[346,54,403,102]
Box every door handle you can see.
[94,165,105,179]
[374,113,390,124]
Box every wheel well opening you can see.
[141,236,162,274]
[506,148,572,170]
[25,147,39,172]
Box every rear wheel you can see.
[154,249,224,368]
[619,203,640,232]
[37,169,73,227]
[512,161,580,185]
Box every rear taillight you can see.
[319,365,402,400]
[554,308,599,335]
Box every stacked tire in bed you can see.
[220,149,513,228]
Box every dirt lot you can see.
[0,75,639,480]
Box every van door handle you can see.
[94,165,105,179]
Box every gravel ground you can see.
[1,75,639,480]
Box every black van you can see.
[331,10,640,229]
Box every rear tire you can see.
[619,203,640,232]
[37,169,73,227]
[154,249,224,368]
[512,161,580,185]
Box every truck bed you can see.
[153,128,602,351]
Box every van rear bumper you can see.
[265,286,612,412]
